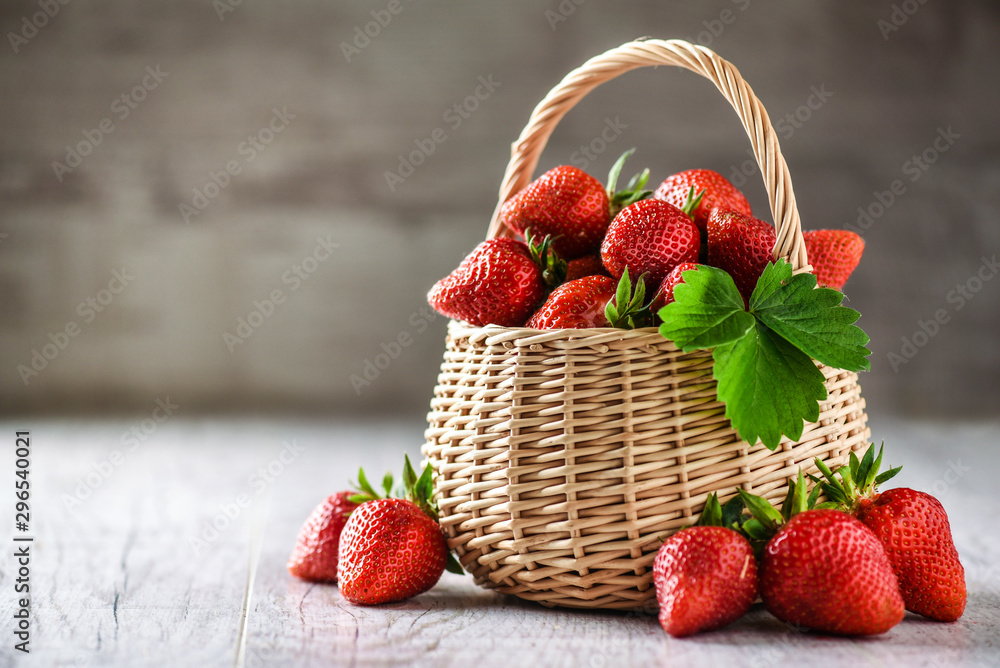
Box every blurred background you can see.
[2,0,998,420]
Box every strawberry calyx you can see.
[679,187,706,220]
[604,267,653,329]
[350,456,464,575]
[737,469,833,555]
[694,492,746,531]
[607,149,653,217]
[526,230,568,289]
[811,442,903,514]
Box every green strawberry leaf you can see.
[720,494,746,530]
[750,261,871,372]
[658,265,755,350]
[713,321,826,449]
[696,492,724,527]
[658,258,871,450]
[445,551,464,575]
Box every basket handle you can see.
[486,38,808,271]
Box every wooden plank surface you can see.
[1,416,998,667]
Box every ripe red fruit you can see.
[706,209,776,303]
[803,229,864,290]
[815,444,967,623]
[499,165,611,259]
[428,238,544,327]
[287,491,358,583]
[652,262,702,313]
[653,526,758,638]
[527,275,616,329]
[855,489,966,622]
[601,199,700,288]
[760,509,905,636]
[565,254,609,282]
[337,498,448,605]
[654,169,752,232]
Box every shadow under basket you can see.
[421,38,871,610]
[423,323,869,610]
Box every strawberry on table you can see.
[499,149,652,259]
[706,209,776,304]
[653,494,757,637]
[654,168,752,232]
[427,238,545,327]
[601,199,700,289]
[803,229,864,290]
[739,471,905,636]
[338,457,460,606]
[759,509,905,636]
[287,491,358,583]
[815,444,966,622]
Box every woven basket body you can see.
[422,39,870,609]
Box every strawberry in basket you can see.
[499,149,652,259]
[654,168,752,232]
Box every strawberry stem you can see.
[526,230,567,289]
[680,187,706,219]
[607,149,653,217]
[605,267,653,329]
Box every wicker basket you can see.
[422,38,870,610]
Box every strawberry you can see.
[564,254,609,282]
[759,509,905,636]
[654,169,752,232]
[814,444,966,622]
[499,150,651,259]
[527,275,616,329]
[427,238,545,327]
[287,491,358,583]
[601,199,700,288]
[803,229,864,290]
[337,457,459,605]
[706,209,776,303]
[652,262,701,313]
[527,269,649,330]
[653,494,757,637]
[739,471,904,636]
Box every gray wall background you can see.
[1,1,998,419]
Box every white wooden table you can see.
[1,416,998,667]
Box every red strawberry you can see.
[759,509,905,635]
[652,262,701,312]
[653,525,758,637]
[338,498,447,605]
[601,199,700,288]
[428,238,544,327]
[707,209,776,303]
[287,491,358,583]
[527,270,650,329]
[565,254,609,282]
[500,166,610,259]
[500,151,652,259]
[815,445,966,622]
[803,229,864,290]
[527,275,616,329]
[654,169,752,232]
[337,457,455,605]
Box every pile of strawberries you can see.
[654,444,966,637]
[287,457,457,605]
[428,151,865,328]
[286,444,966,640]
